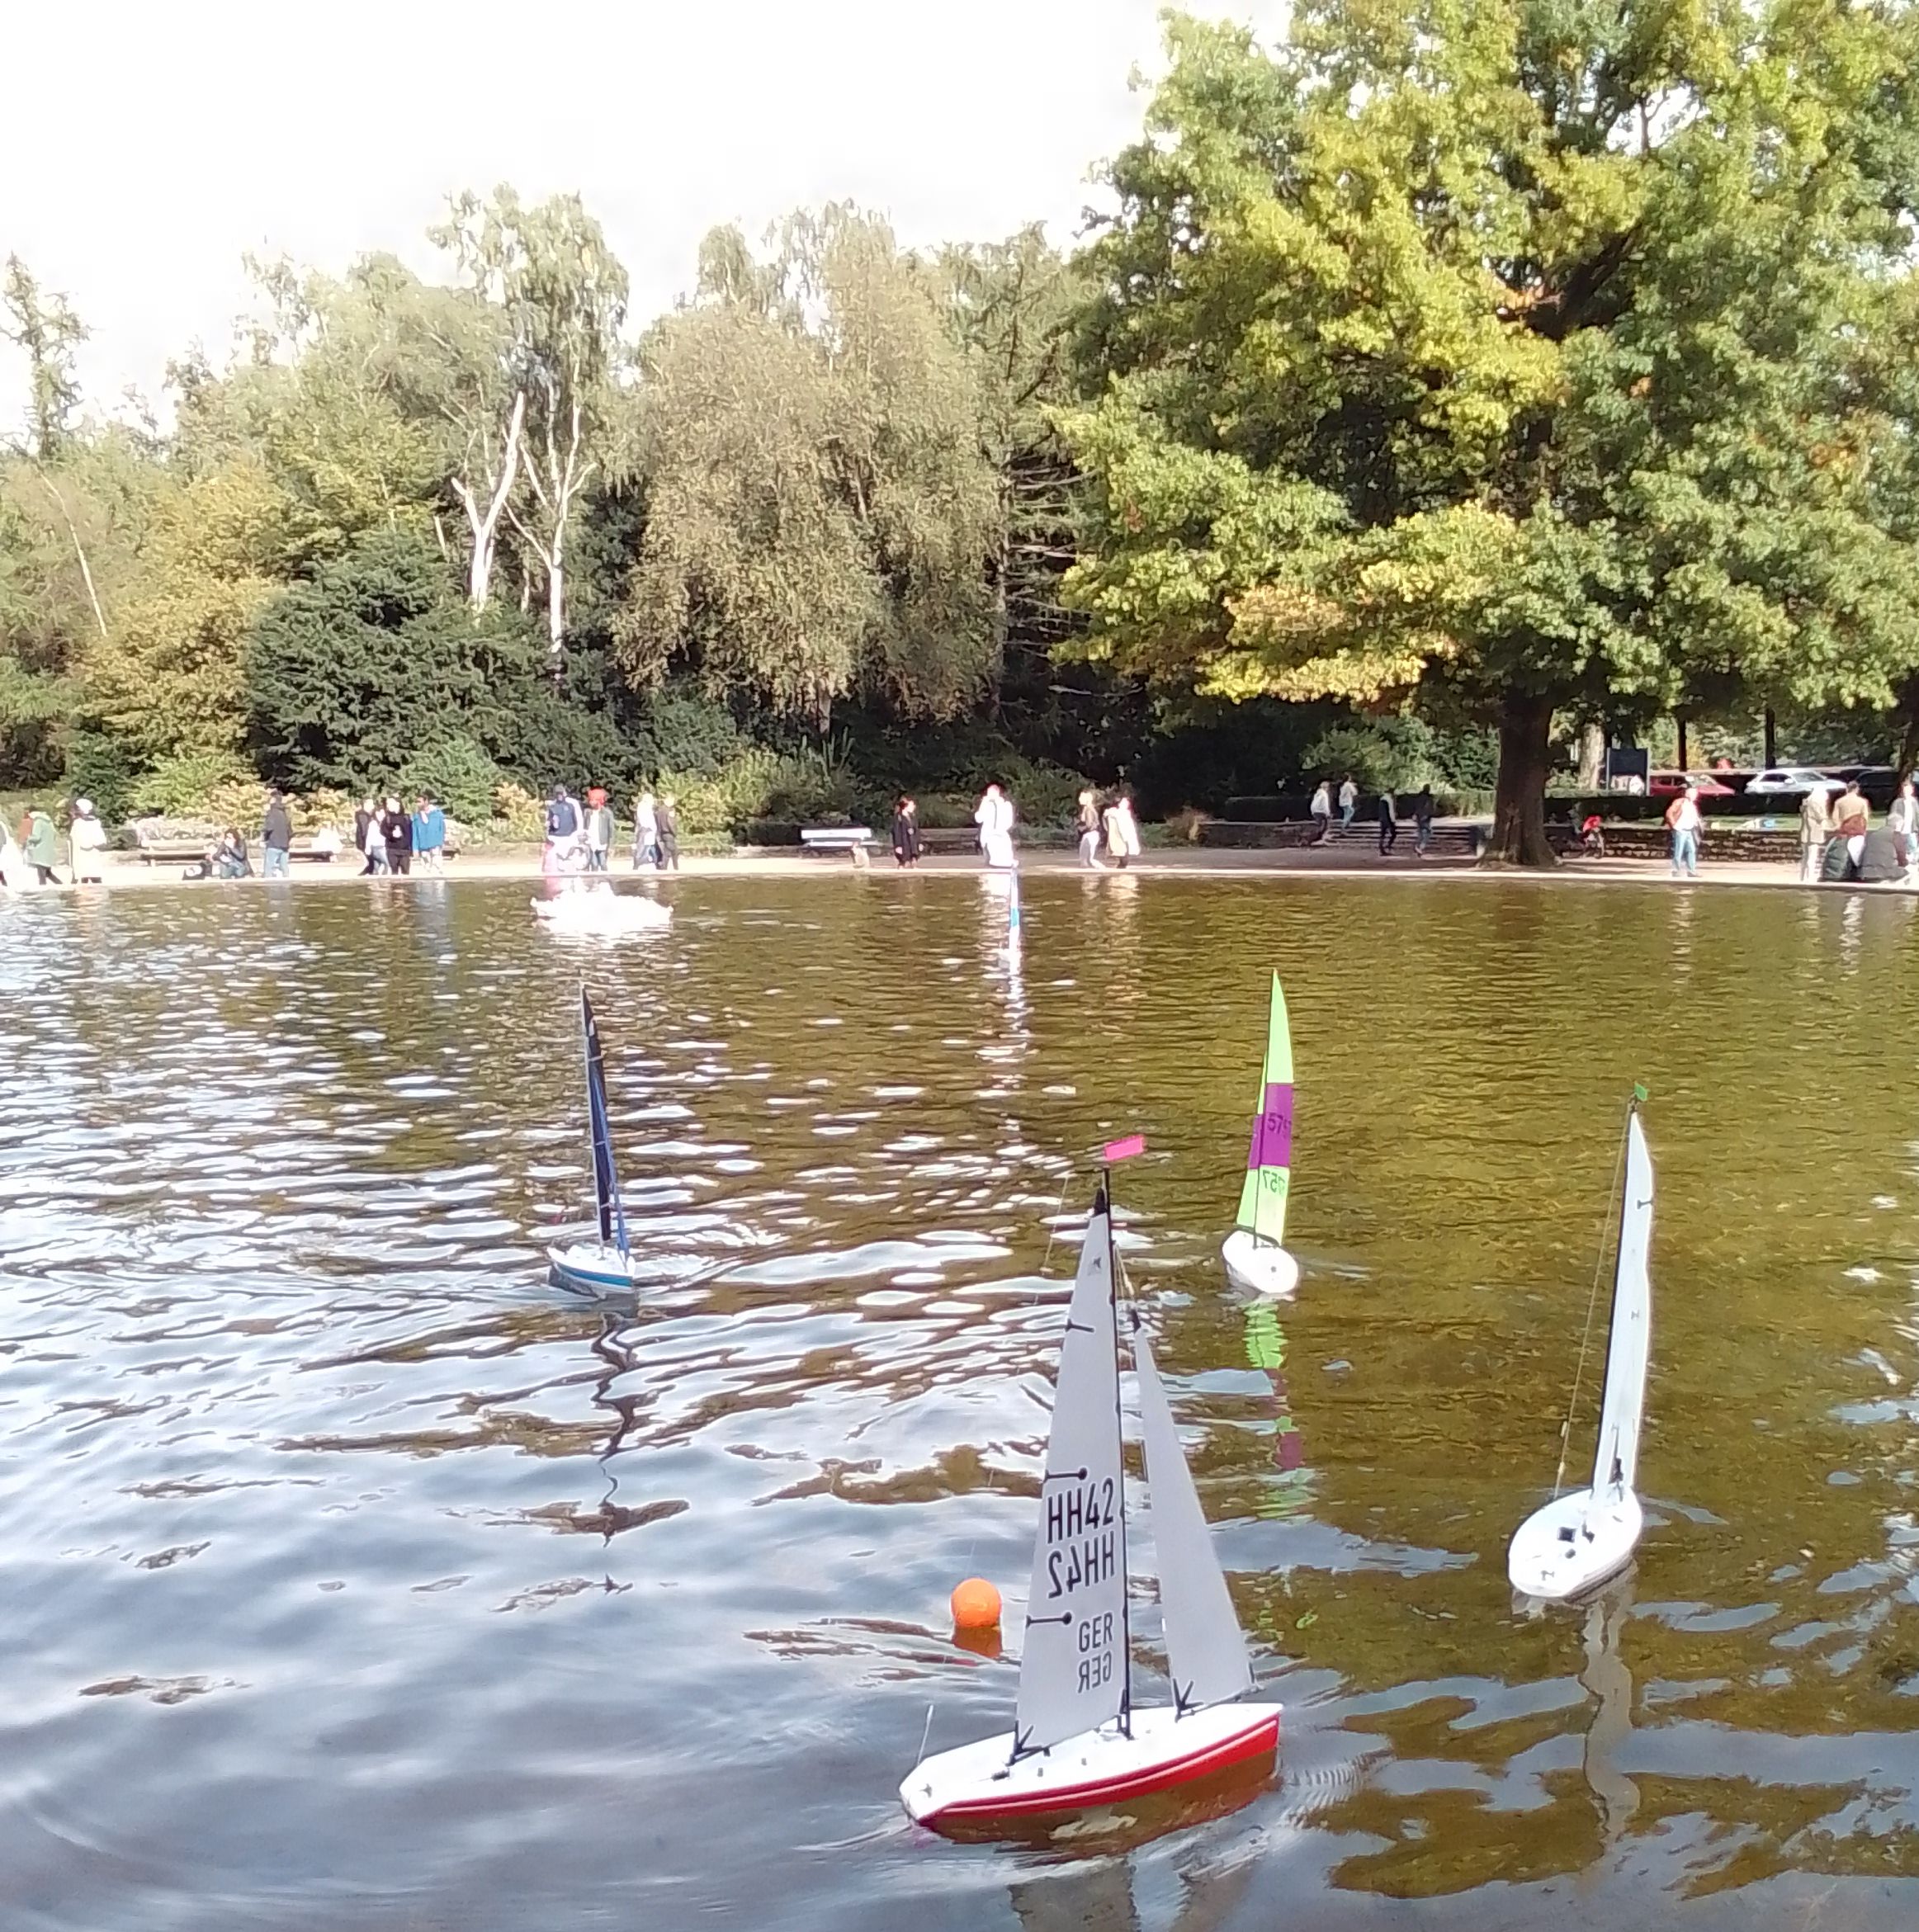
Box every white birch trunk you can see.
[451,388,527,612]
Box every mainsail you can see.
[581,987,630,1256]
[1014,1185,1128,1755]
[1133,1330,1255,1714]
[1234,973,1294,1245]
[1591,1111,1652,1496]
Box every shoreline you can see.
[2,844,1900,898]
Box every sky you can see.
[0,0,1286,432]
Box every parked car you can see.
[1745,767,1836,795]
[1648,772,1736,796]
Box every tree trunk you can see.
[1485,690,1558,867]
[1763,707,1777,768]
[1576,720,1605,791]
[546,548,565,662]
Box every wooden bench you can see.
[799,825,877,867]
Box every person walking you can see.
[584,786,614,873]
[1665,782,1704,878]
[891,796,922,868]
[1309,779,1332,844]
[631,787,659,871]
[1376,786,1397,856]
[1076,788,1106,868]
[1103,789,1142,870]
[1832,779,1870,875]
[69,798,109,884]
[381,794,414,876]
[412,793,447,874]
[655,793,680,872]
[1798,782,1832,883]
[1338,772,1359,831]
[261,790,293,879]
[1411,785,1435,856]
[21,805,60,885]
[974,782,1016,868]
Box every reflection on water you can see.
[2,873,1919,1930]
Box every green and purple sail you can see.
[1234,973,1293,1247]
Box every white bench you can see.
[800,825,877,867]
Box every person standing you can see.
[1666,782,1704,878]
[1376,786,1397,856]
[1832,779,1869,875]
[412,793,447,873]
[1411,785,1435,856]
[974,782,1016,868]
[631,787,659,871]
[1103,789,1142,869]
[1309,779,1332,845]
[380,794,414,876]
[356,797,385,876]
[584,786,614,873]
[1888,779,1917,879]
[891,796,922,868]
[545,785,581,867]
[21,805,60,885]
[1799,782,1832,883]
[261,790,293,879]
[1075,788,1106,868]
[1338,772,1359,831]
[69,798,109,884]
[655,793,680,872]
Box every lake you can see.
[1,871,1916,1930]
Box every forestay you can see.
[1014,1186,1128,1756]
[1133,1330,1255,1714]
[1591,1111,1652,1496]
[581,988,630,1256]
[1235,973,1294,1245]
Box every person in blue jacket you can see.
[413,793,447,874]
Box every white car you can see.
[1746,767,1837,795]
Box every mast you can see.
[1235,973,1294,1248]
[581,985,630,1257]
[1108,1168,1131,1738]
[1590,1108,1653,1497]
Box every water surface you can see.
[2,872,1917,1929]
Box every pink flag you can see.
[1102,1133,1146,1163]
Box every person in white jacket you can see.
[974,783,1016,868]
[68,799,110,884]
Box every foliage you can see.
[1063,4,1919,860]
[59,727,140,822]
[662,744,856,837]
[128,752,260,821]
[1302,720,1437,796]
[398,735,506,824]
[617,207,1001,726]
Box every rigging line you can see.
[1031,1157,1078,1302]
[1554,1102,1631,1500]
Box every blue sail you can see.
[581,987,630,1255]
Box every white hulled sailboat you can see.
[546,986,649,1292]
[1508,1103,1655,1599]
[900,1178,1279,1830]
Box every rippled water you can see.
[2,872,1917,1929]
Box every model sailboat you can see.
[546,986,646,1292]
[1222,973,1300,1297]
[1508,1103,1655,1599]
[900,1179,1279,1830]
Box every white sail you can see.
[1591,1112,1653,1497]
[1133,1331,1255,1714]
[1014,1186,1128,1756]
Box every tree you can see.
[1063,5,1919,862]
[432,190,628,656]
[617,207,1000,726]
[2,256,87,461]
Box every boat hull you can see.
[1222,1230,1299,1299]
[532,893,671,934]
[547,1240,648,1293]
[1508,1486,1642,1601]
[900,1702,1280,1830]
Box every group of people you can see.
[1,801,108,888]
[1794,777,1919,885]
[541,784,679,878]
[1307,777,1439,855]
[352,794,449,878]
[1075,787,1142,869]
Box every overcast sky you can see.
[0,0,1285,431]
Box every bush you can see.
[129,753,262,824]
[663,745,856,837]
[490,782,547,842]
[1302,718,1436,793]
[60,730,142,824]
[634,687,744,777]
[400,736,506,826]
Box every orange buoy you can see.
[950,1576,1001,1631]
